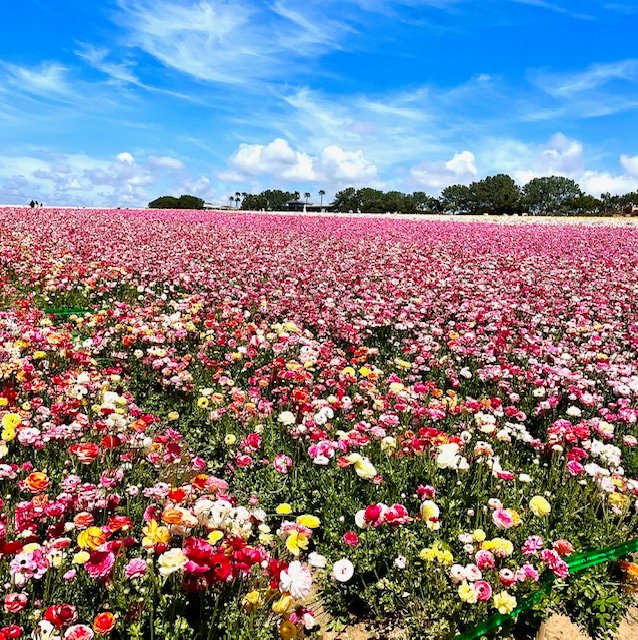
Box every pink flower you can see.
[475,550,495,571]
[273,454,293,474]
[516,563,540,583]
[342,532,359,547]
[521,535,544,556]
[84,551,115,581]
[125,558,147,580]
[492,508,514,530]
[473,580,492,602]
[64,624,95,640]
[498,568,516,587]
[4,592,27,613]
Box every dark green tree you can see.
[332,188,359,212]
[522,176,582,215]
[470,174,521,215]
[148,195,205,209]
[440,184,473,214]
[411,191,442,213]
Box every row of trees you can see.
[149,176,638,215]
[334,176,638,215]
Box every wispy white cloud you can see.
[0,61,73,98]
[114,0,354,86]
[531,59,638,97]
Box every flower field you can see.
[1,207,638,640]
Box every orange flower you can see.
[191,474,210,491]
[161,508,185,526]
[93,612,116,635]
[77,526,108,550]
[24,471,49,493]
[74,512,95,529]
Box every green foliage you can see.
[522,177,582,215]
[470,174,522,215]
[241,190,295,210]
[149,194,205,209]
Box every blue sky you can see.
[1,0,637,206]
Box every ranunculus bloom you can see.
[4,592,27,613]
[93,612,116,635]
[342,531,359,547]
[529,495,551,517]
[65,625,95,640]
[332,558,354,582]
[474,580,492,602]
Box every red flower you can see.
[44,604,77,629]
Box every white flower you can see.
[279,560,313,599]
[332,558,354,582]
[436,443,461,469]
[278,411,296,426]
[308,552,327,568]
[394,555,407,569]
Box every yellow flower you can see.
[341,366,356,377]
[529,495,551,517]
[224,433,237,446]
[493,591,517,614]
[296,514,320,529]
[279,619,298,640]
[439,550,454,565]
[2,413,21,440]
[389,382,404,394]
[473,529,486,543]
[167,411,179,421]
[276,503,293,515]
[359,366,371,377]
[609,492,630,511]
[33,351,47,360]
[420,500,441,530]
[272,595,294,614]
[197,397,209,409]
[142,519,170,549]
[345,453,377,480]
[419,547,437,562]
[73,551,90,564]
[243,590,263,612]
[506,509,522,526]
[285,531,309,556]
[458,581,478,604]
[0,398,8,407]
[483,538,514,557]
[207,530,224,545]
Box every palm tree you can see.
[318,189,325,206]
[228,196,234,208]
[304,192,311,204]
[293,191,300,201]
[235,192,241,209]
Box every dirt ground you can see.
[318,609,638,640]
